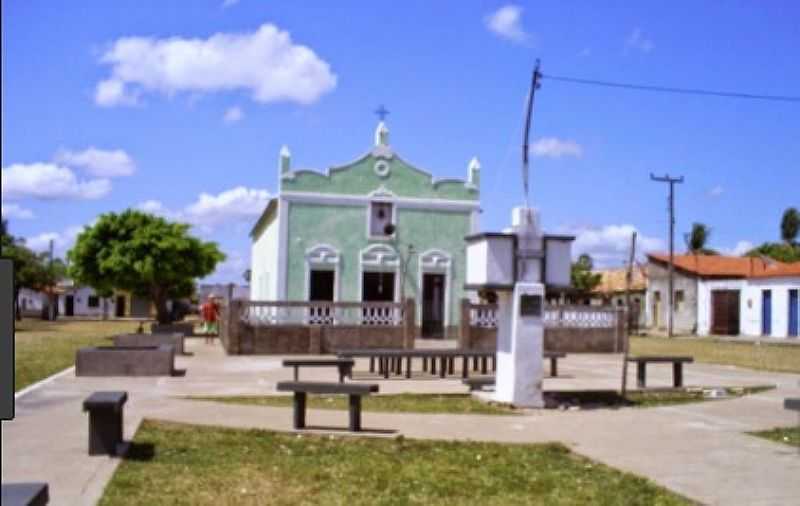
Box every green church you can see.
[249,121,481,338]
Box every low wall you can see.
[221,299,415,355]
[75,345,175,376]
[460,300,627,353]
[114,333,185,355]
[151,322,195,336]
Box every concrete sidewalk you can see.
[3,339,799,505]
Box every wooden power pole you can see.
[650,173,684,337]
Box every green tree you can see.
[1,220,60,320]
[745,208,800,262]
[684,223,718,255]
[571,254,602,293]
[781,207,799,245]
[68,210,225,323]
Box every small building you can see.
[646,253,800,338]
[589,266,647,329]
[57,280,155,319]
[249,121,481,338]
[197,283,250,303]
[17,288,46,317]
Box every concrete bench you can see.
[543,351,566,377]
[76,345,175,376]
[282,359,355,383]
[113,332,186,355]
[1,483,49,506]
[626,356,694,388]
[276,381,379,431]
[463,377,495,391]
[151,322,195,337]
[83,391,127,456]
[785,398,800,412]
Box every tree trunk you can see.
[153,290,171,324]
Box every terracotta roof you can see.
[591,266,647,294]
[646,253,800,279]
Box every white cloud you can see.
[137,186,271,230]
[94,23,337,107]
[221,0,239,8]
[625,28,654,53]
[25,225,87,255]
[2,203,35,219]
[2,163,111,200]
[485,5,528,43]
[223,106,244,124]
[723,240,754,257]
[185,187,271,226]
[55,147,136,177]
[530,137,583,159]
[567,224,664,267]
[708,185,724,197]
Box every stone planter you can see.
[75,345,175,376]
[113,333,186,355]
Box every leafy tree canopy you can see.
[684,222,718,255]
[1,219,67,319]
[744,208,800,263]
[68,210,225,323]
[781,207,799,245]
[745,243,800,263]
[571,254,603,293]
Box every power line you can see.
[542,74,800,103]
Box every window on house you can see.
[369,202,394,237]
[674,290,685,311]
[654,291,661,302]
[88,295,100,308]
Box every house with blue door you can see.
[647,253,800,338]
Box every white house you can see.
[647,253,800,338]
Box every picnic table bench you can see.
[1,483,49,506]
[276,381,379,432]
[544,351,566,377]
[282,359,355,383]
[83,391,127,456]
[626,356,694,388]
[337,349,496,379]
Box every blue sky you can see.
[2,1,798,282]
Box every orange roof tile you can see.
[646,253,800,279]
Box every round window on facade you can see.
[373,160,390,178]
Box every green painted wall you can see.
[286,202,472,326]
[282,153,478,201]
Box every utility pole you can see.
[650,173,684,337]
[521,59,542,212]
[48,239,56,321]
[621,232,637,398]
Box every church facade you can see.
[249,122,481,338]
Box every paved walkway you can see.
[3,339,799,505]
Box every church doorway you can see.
[421,273,445,338]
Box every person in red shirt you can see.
[200,294,220,343]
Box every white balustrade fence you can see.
[468,304,620,329]
[239,301,404,327]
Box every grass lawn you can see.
[748,426,800,448]
[630,336,800,373]
[188,393,518,415]
[100,420,692,506]
[188,387,774,414]
[14,318,146,391]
